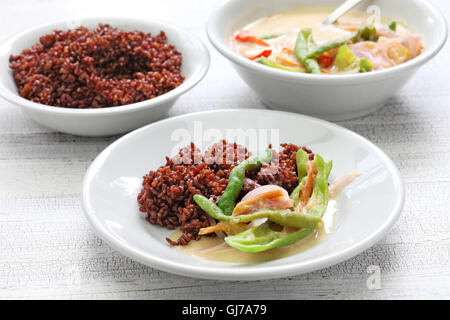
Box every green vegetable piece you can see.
[335,45,359,71]
[193,193,319,228]
[388,21,397,32]
[255,57,303,73]
[197,151,332,232]
[289,181,302,207]
[359,58,374,72]
[294,28,322,74]
[359,24,377,42]
[290,149,310,206]
[260,33,284,40]
[234,207,321,229]
[193,194,236,222]
[224,221,313,252]
[305,154,332,221]
[234,153,332,229]
[296,149,310,179]
[306,24,377,59]
[196,196,320,229]
[218,149,273,215]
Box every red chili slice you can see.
[245,49,272,60]
[318,53,334,68]
[233,30,270,47]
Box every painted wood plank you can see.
[0,0,449,300]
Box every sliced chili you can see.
[233,30,270,47]
[318,53,334,68]
[245,48,272,60]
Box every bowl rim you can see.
[206,0,448,84]
[82,108,406,281]
[0,16,210,116]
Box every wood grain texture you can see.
[0,0,449,300]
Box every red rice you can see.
[9,24,184,108]
[137,141,314,246]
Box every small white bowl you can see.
[82,109,405,280]
[206,0,447,121]
[0,17,210,136]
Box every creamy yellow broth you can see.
[230,9,370,64]
[171,199,338,263]
[230,9,422,72]
[245,9,368,43]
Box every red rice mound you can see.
[9,24,184,108]
[137,141,314,246]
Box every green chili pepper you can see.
[294,28,322,74]
[218,149,273,215]
[224,221,313,252]
[306,24,377,59]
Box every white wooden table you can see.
[0,0,449,299]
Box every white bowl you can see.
[82,109,405,280]
[206,0,447,121]
[0,17,210,136]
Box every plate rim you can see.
[82,108,405,280]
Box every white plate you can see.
[82,109,405,280]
